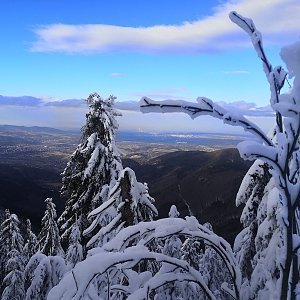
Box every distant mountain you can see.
[0,148,249,242]
[0,124,66,134]
[0,164,63,230]
[0,124,251,243]
[123,148,251,244]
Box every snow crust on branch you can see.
[49,216,241,300]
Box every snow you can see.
[85,167,158,248]
[168,205,179,218]
[2,10,298,300]
[26,256,66,300]
[229,11,255,36]
[237,141,277,165]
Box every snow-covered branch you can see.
[49,216,241,300]
[229,11,287,132]
[140,97,273,146]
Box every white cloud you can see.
[216,100,273,116]
[31,0,300,54]
[0,95,273,117]
[0,95,275,133]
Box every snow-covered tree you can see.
[36,198,64,256]
[48,216,241,300]
[0,209,24,293]
[140,11,300,300]
[85,167,158,248]
[233,161,271,283]
[59,92,122,253]
[163,205,182,259]
[24,219,37,263]
[25,255,66,300]
[1,249,25,300]
[199,223,232,299]
[24,252,47,292]
[65,217,83,270]
[156,206,183,299]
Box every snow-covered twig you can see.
[140,97,273,146]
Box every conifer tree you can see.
[199,223,232,299]
[0,209,25,293]
[59,92,122,253]
[85,167,158,248]
[24,252,47,293]
[65,217,83,270]
[36,198,64,256]
[24,219,37,263]
[25,255,66,300]
[156,205,183,299]
[1,249,25,300]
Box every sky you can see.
[0,0,299,133]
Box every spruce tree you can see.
[85,167,158,248]
[24,252,47,293]
[1,249,25,300]
[0,210,25,294]
[24,219,37,263]
[36,198,64,256]
[59,92,122,253]
[25,255,66,300]
[65,217,83,270]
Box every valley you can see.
[0,125,250,242]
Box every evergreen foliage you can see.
[24,252,47,292]
[36,198,64,256]
[1,249,25,300]
[1,10,300,300]
[85,167,158,248]
[0,209,24,294]
[24,219,38,264]
[59,92,122,253]
[65,218,83,270]
[25,255,66,300]
[49,215,240,300]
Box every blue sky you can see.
[0,0,299,132]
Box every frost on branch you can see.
[140,12,300,300]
